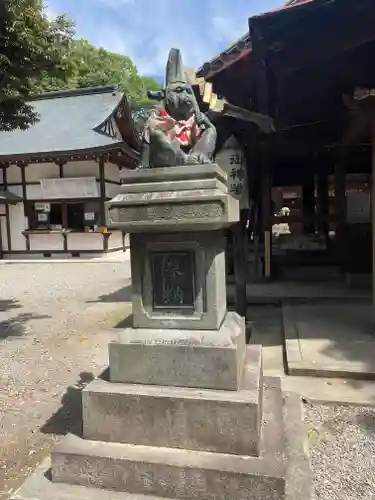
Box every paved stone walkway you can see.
[248,304,375,406]
[1,249,130,264]
[283,301,375,381]
[229,281,371,303]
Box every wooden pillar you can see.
[3,166,11,253]
[253,201,261,279]
[302,171,315,234]
[261,154,272,278]
[334,159,346,272]
[233,210,248,322]
[232,131,253,323]
[57,161,65,178]
[244,132,261,281]
[0,214,3,258]
[99,156,106,226]
[371,123,375,332]
[61,202,68,230]
[20,163,29,251]
[317,170,329,238]
[251,26,273,279]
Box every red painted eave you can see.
[203,47,252,80]
[251,0,314,21]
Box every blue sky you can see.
[46,0,282,82]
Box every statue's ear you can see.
[147,89,165,101]
[166,48,186,86]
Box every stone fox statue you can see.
[139,48,217,168]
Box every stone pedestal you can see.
[130,230,227,331]
[12,165,313,500]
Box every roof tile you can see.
[0,86,131,159]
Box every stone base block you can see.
[12,379,314,500]
[50,435,284,500]
[51,379,285,500]
[12,459,170,500]
[106,164,240,233]
[83,347,262,456]
[109,312,248,391]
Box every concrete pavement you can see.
[248,304,375,406]
[283,301,375,380]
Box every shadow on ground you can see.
[247,304,283,348]
[114,313,133,329]
[0,299,22,312]
[354,409,375,434]
[87,284,132,304]
[0,312,51,341]
[41,371,96,437]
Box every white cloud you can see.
[93,0,249,77]
[211,15,247,43]
[97,28,127,55]
[48,0,280,78]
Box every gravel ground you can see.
[4,262,375,500]
[0,262,132,500]
[305,403,375,500]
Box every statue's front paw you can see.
[196,112,212,129]
[189,153,211,165]
[186,155,200,165]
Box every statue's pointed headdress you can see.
[166,48,187,86]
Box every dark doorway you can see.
[0,213,4,259]
[67,203,85,231]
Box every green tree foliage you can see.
[0,0,74,130]
[35,38,161,110]
[0,0,160,131]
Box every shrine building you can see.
[0,85,139,258]
[194,0,375,317]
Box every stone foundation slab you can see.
[84,347,262,456]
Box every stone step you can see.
[50,434,284,500]
[12,459,176,500]
[11,377,314,500]
[283,392,314,500]
[12,379,313,500]
[83,347,262,456]
[260,377,284,459]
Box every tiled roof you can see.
[0,86,138,160]
[196,34,251,79]
[252,0,313,19]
